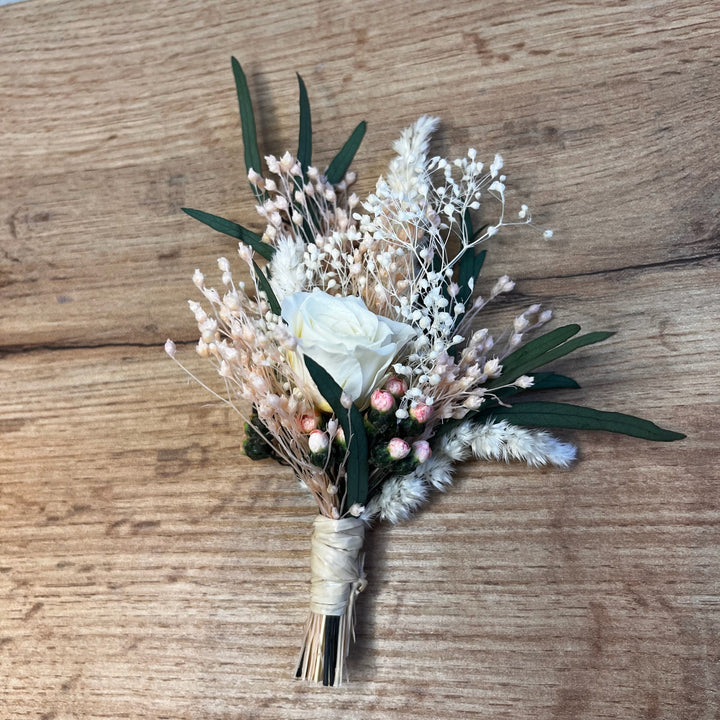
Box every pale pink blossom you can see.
[299,412,320,433]
[387,437,411,460]
[384,376,408,397]
[371,389,395,413]
[412,440,432,463]
[410,402,432,424]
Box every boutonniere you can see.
[167,58,683,686]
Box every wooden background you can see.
[1,0,718,717]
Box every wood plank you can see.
[1,0,718,716]
[1,0,718,347]
[0,345,716,716]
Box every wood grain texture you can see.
[1,0,718,717]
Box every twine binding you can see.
[295,515,367,686]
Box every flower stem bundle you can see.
[167,59,684,686]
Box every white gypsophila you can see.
[354,117,544,423]
[269,235,306,301]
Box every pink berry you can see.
[387,437,411,460]
[299,412,319,433]
[370,388,395,413]
[410,402,433,424]
[412,440,432,463]
[384,376,408,398]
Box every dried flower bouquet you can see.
[166,59,684,686]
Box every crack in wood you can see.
[520,251,718,283]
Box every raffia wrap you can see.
[296,514,367,685]
[310,515,367,615]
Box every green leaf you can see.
[533,330,614,370]
[458,249,486,303]
[458,216,486,294]
[326,121,366,185]
[450,246,486,357]
[252,260,281,316]
[490,325,614,389]
[458,211,475,299]
[182,207,275,261]
[455,212,487,323]
[297,73,312,172]
[492,330,614,387]
[462,209,474,247]
[303,356,369,508]
[231,57,264,201]
[480,401,685,441]
[524,372,581,391]
[495,372,581,400]
[495,324,581,383]
[472,223,490,243]
[473,247,487,279]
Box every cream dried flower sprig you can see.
[167,58,684,686]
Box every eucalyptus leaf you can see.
[297,73,312,172]
[493,372,581,401]
[492,330,615,388]
[182,207,275,261]
[231,57,264,201]
[496,324,580,384]
[326,121,366,185]
[303,356,369,509]
[480,401,685,441]
[252,260,281,316]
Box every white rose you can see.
[281,290,415,411]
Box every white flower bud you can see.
[279,151,294,173]
[463,395,485,410]
[247,169,264,188]
[308,430,329,454]
[483,358,502,377]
